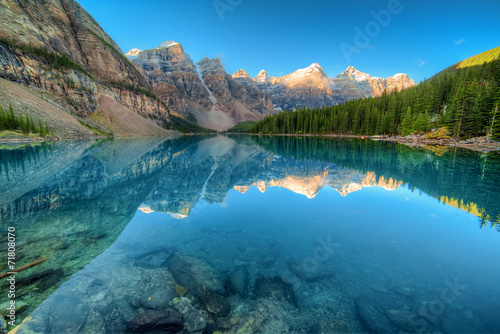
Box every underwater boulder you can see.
[355,295,396,333]
[228,266,250,298]
[254,275,298,308]
[48,295,90,334]
[310,320,349,334]
[125,308,183,333]
[172,297,207,333]
[166,253,230,317]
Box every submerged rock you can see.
[125,308,183,333]
[310,320,349,334]
[228,266,249,298]
[173,297,207,333]
[48,295,90,334]
[385,308,418,332]
[0,301,28,315]
[355,295,396,333]
[137,287,176,310]
[254,275,298,308]
[166,253,230,317]
[289,262,335,282]
[17,268,65,290]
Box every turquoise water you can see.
[0,136,499,333]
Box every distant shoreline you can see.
[240,133,500,153]
[2,131,500,153]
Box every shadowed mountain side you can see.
[0,140,93,206]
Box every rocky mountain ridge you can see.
[127,44,416,128]
[234,63,416,111]
[130,42,274,130]
[0,0,416,135]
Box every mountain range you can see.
[0,0,415,135]
[127,43,415,130]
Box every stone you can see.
[165,253,230,316]
[125,308,183,333]
[0,301,28,315]
[17,268,65,291]
[173,297,207,333]
[254,275,298,308]
[385,308,418,332]
[225,310,268,334]
[228,266,249,298]
[48,295,90,334]
[355,295,396,333]
[138,287,176,310]
[310,320,349,334]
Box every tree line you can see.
[0,104,54,137]
[252,48,500,140]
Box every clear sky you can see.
[77,0,500,83]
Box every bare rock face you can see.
[0,0,169,126]
[130,44,274,130]
[200,58,273,117]
[336,65,416,97]
[132,41,213,122]
[248,64,416,111]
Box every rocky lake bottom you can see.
[1,136,499,334]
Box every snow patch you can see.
[159,41,179,48]
[196,64,217,105]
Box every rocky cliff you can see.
[0,0,173,136]
[130,42,274,130]
[128,39,415,128]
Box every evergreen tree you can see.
[400,106,414,136]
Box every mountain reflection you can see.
[1,135,499,329]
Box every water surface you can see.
[1,136,499,333]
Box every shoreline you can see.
[240,133,500,153]
[3,131,500,154]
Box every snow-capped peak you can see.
[308,63,323,70]
[285,63,326,80]
[392,73,408,78]
[254,70,270,83]
[159,41,179,48]
[232,69,251,78]
[339,65,371,81]
[125,48,142,56]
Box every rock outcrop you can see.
[130,43,275,130]
[0,0,173,136]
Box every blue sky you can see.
[78,0,500,83]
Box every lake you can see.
[1,135,499,334]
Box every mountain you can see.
[336,65,415,97]
[128,41,415,128]
[130,43,274,131]
[0,0,416,135]
[252,46,500,139]
[234,64,416,111]
[0,0,185,137]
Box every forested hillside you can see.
[252,46,500,140]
